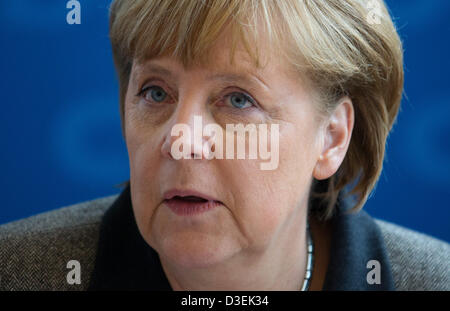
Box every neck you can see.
[159,208,309,291]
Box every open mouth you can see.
[171,195,209,203]
[163,191,222,216]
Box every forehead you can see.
[133,53,266,84]
[134,19,295,77]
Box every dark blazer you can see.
[0,186,448,290]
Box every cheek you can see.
[225,167,305,249]
[126,124,158,187]
[125,98,168,182]
[279,123,319,185]
[218,167,278,247]
[222,127,316,246]
[125,118,164,239]
[215,112,320,244]
[279,96,323,181]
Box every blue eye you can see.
[140,86,167,103]
[228,92,254,109]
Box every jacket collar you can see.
[321,197,395,290]
[89,185,394,290]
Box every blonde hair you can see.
[109,0,404,219]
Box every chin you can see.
[155,232,239,269]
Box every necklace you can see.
[300,222,314,291]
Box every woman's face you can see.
[124,33,327,269]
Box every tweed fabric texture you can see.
[376,219,449,291]
[0,195,117,290]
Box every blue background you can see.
[0,1,449,242]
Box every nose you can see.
[161,104,213,160]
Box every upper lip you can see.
[163,189,221,202]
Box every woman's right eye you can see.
[137,85,168,103]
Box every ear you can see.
[313,96,354,180]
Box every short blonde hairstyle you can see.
[109,0,404,219]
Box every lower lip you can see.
[164,199,221,216]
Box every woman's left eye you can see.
[225,92,256,109]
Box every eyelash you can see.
[135,84,259,110]
[135,85,172,104]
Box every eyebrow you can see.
[136,63,178,82]
[206,72,270,92]
[137,63,270,92]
